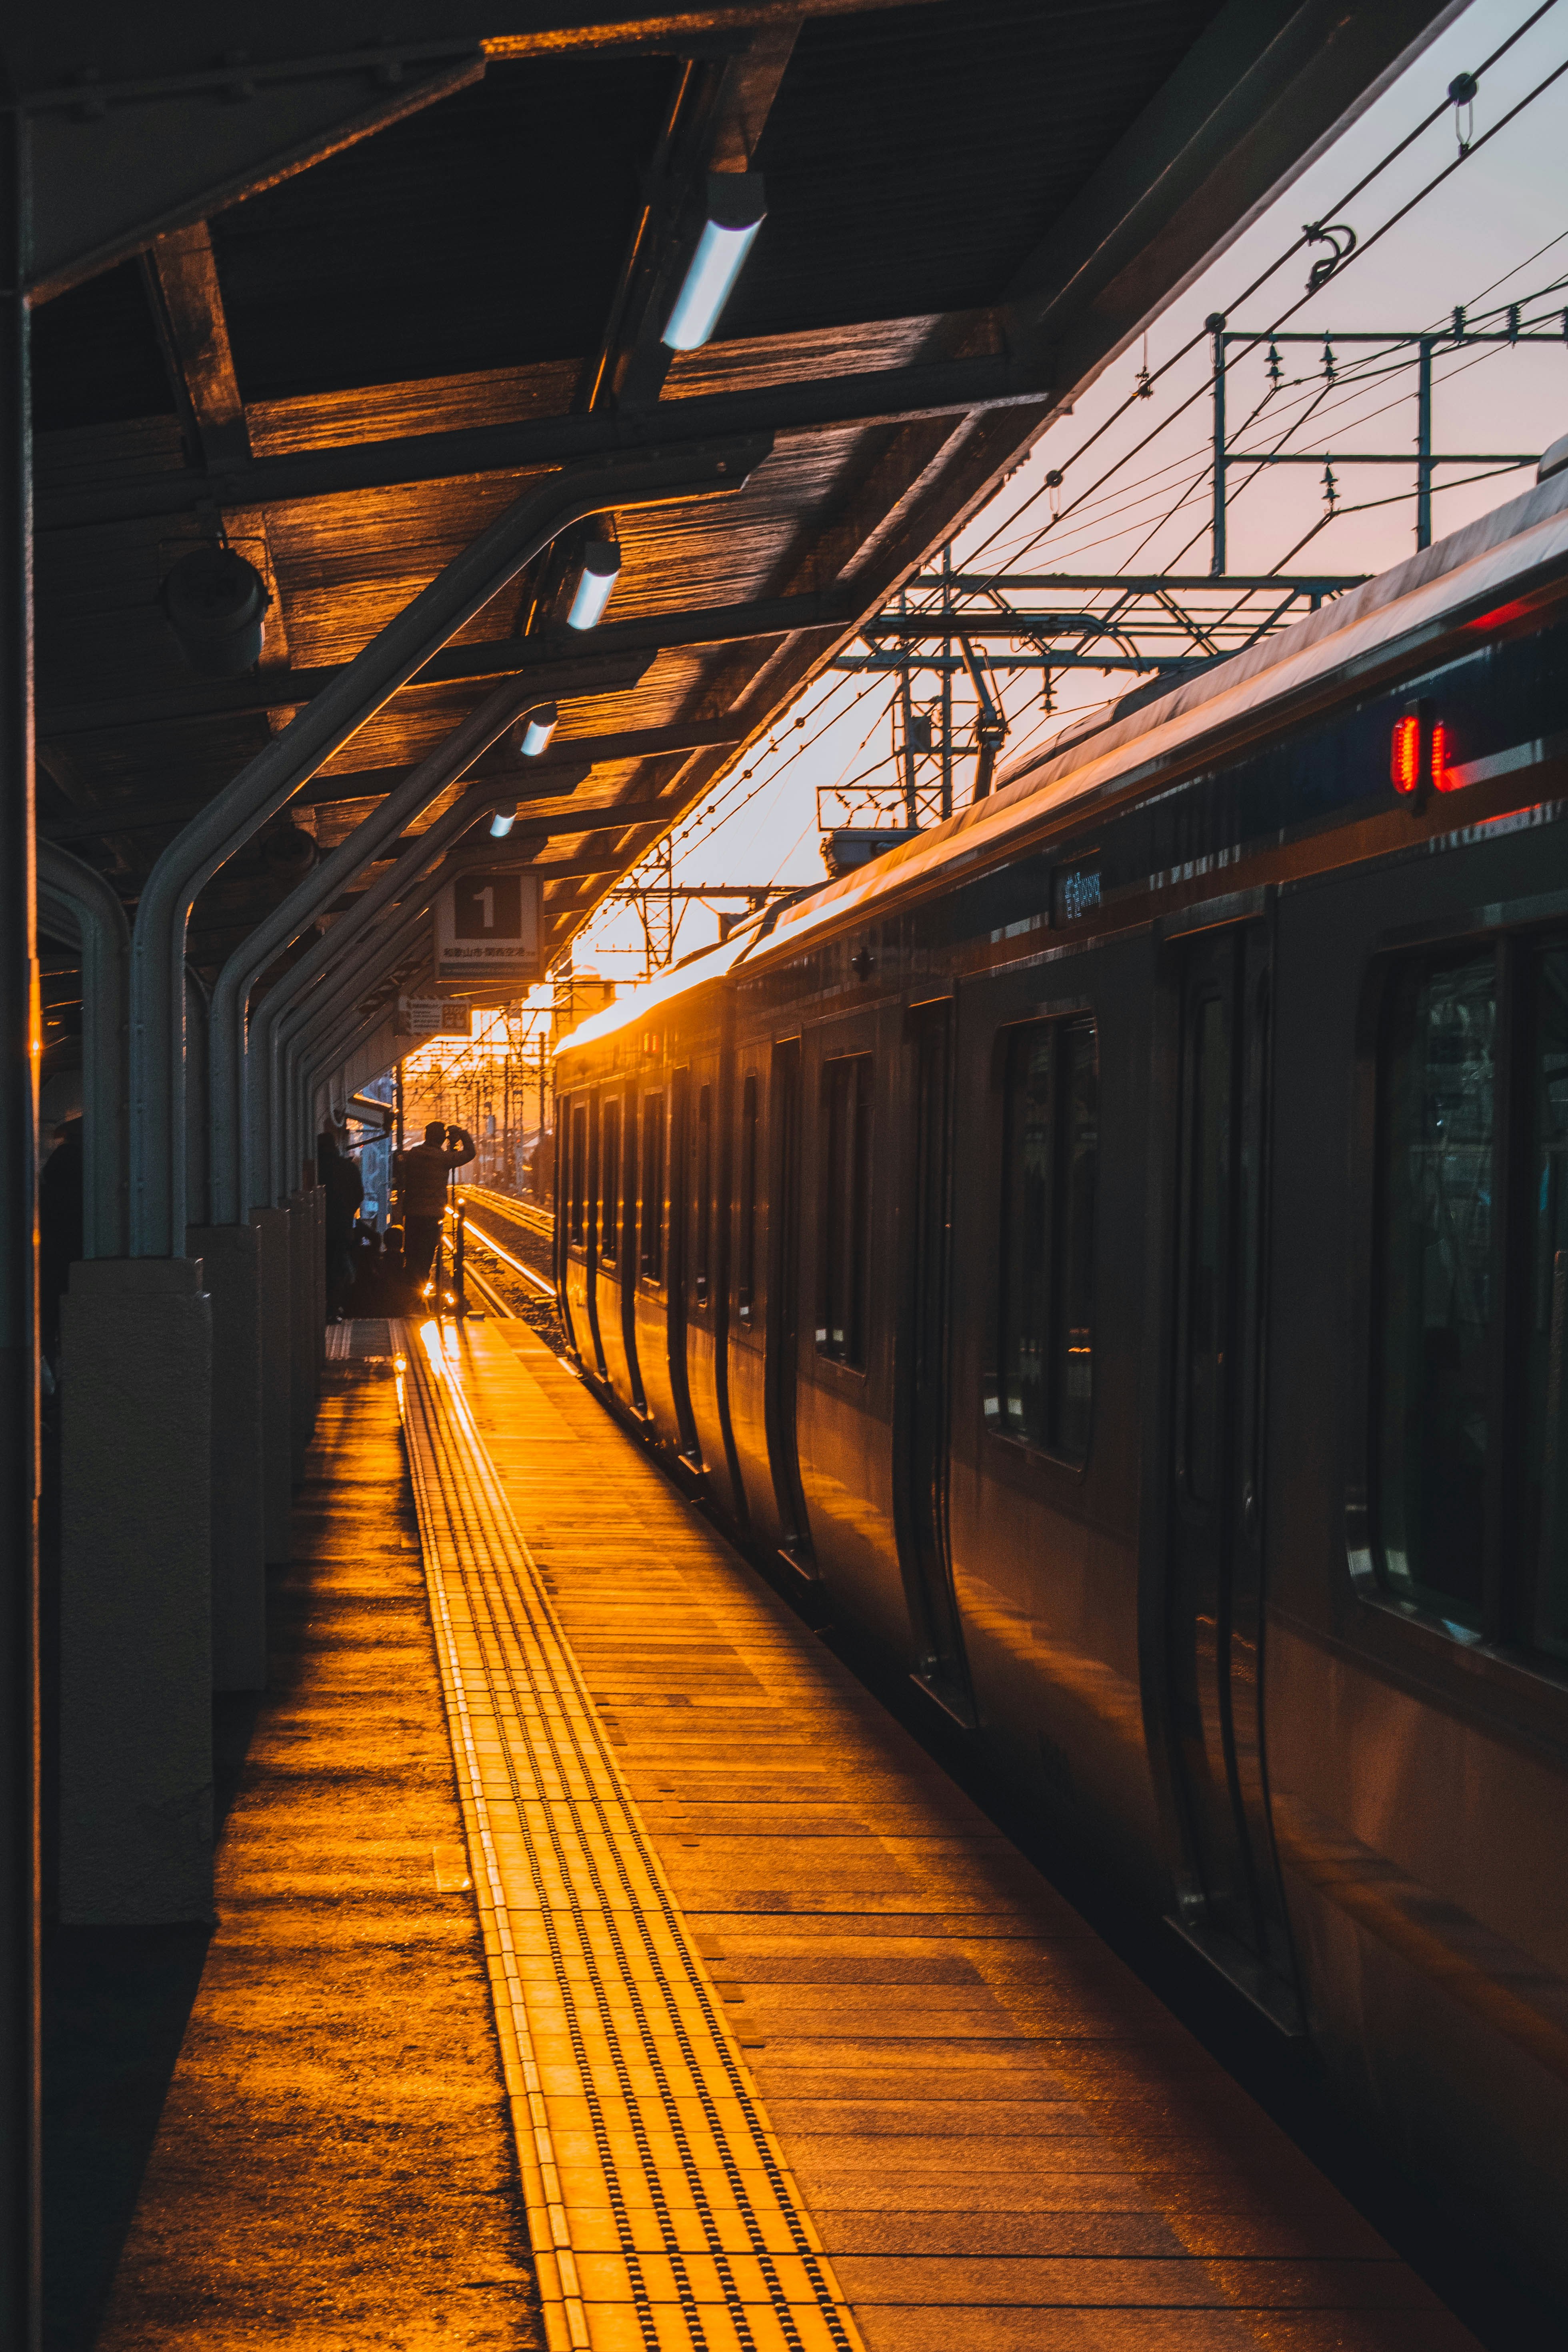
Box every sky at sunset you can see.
[571,0,1568,979]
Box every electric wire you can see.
[961,9,1565,578]
[580,18,1568,949]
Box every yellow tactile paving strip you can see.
[416,1314,1486,2352]
[398,1316,864,2352]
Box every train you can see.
[551,454,1568,2298]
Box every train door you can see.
[668,1066,701,1465]
[1165,920,1299,2024]
[895,998,972,1720]
[582,1094,607,1378]
[617,1091,646,1412]
[764,1037,813,1568]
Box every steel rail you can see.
[458,1215,555,1298]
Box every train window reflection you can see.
[1528,948,1568,1658]
[568,1102,588,1249]
[1376,953,1495,1629]
[1186,996,1227,1505]
[601,1098,620,1266]
[738,1073,760,1320]
[818,1053,872,1367]
[696,1084,713,1304]
[998,1017,1098,1462]
[640,1093,664,1284]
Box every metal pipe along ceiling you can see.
[279,859,477,1198]
[128,430,770,1257]
[247,789,529,1208]
[36,842,132,1262]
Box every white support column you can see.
[187,1222,265,1691]
[287,1193,312,1482]
[59,1258,214,1923]
[250,1206,292,1564]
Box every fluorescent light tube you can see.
[566,540,620,631]
[489,803,516,838]
[520,703,558,756]
[663,174,766,352]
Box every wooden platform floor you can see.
[432,1315,1481,2352]
[88,1354,542,2352]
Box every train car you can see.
[554,458,1568,2298]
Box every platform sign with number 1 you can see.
[435,869,541,986]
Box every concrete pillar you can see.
[311,1185,325,1386]
[288,1194,312,1481]
[188,1222,265,1691]
[59,1258,214,1923]
[250,1206,292,1563]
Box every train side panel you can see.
[945,922,1165,1900]
[592,1074,641,1413]
[724,1033,790,1560]
[1264,821,1568,2291]
[792,988,916,1664]
[628,1075,686,1458]
[678,1026,745,1518]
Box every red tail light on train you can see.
[1390,713,1421,795]
[1392,710,1462,797]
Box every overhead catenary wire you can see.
[959,6,1565,580]
[575,18,1567,954]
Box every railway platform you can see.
[78,1311,1483,2352]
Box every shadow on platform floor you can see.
[42,1693,260,2352]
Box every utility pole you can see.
[830,570,1363,835]
[897,586,919,830]
[1209,312,1227,576]
[939,541,953,821]
[1206,316,1542,562]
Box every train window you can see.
[996,1017,1098,1463]
[1375,934,1568,1656]
[1376,954,1495,1630]
[696,1083,712,1304]
[640,1093,664,1284]
[1526,945,1568,1657]
[1186,997,1227,1504]
[601,1097,621,1266]
[738,1073,760,1321]
[817,1053,872,1367]
[568,1102,588,1249]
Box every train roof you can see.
[558,460,1568,1060]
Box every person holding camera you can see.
[393,1120,476,1290]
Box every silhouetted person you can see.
[318,1126,364,1321]
[394,1121,475,1290]
[381,1224,408,1305]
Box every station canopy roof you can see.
[22,0,1454,1004]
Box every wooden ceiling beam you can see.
[295,719,742,809]
[34,344,1029,532]
[37,726,738,846]
[481,0,941,58]
[141,222,248,470]
[140,218,293,667]
[39,604,831,736]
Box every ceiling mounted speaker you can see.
[158,546,270,678]
[263,823,318,872]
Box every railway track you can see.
[451,1188,562,1340]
